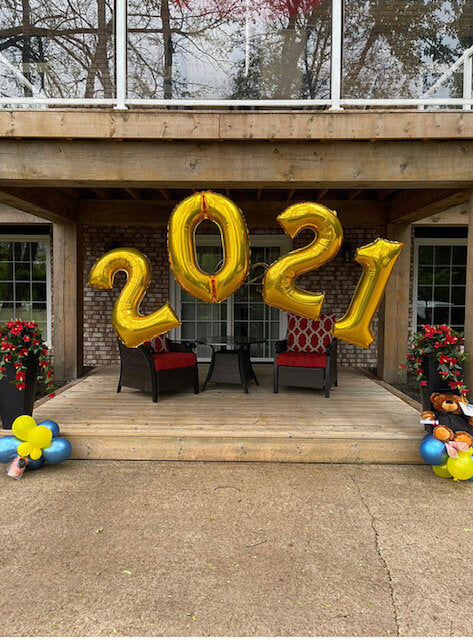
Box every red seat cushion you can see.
[151,352,196,371]
[277,351,327,368]
[287,313,336,353]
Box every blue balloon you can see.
[420,436,448,466]
[38,419,60,438]
[43,437,72,465]
[27,456,44,470]
[0,435,23,463]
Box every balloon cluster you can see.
[0,415,71,470]
[420,434,473,481]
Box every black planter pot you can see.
[0,354,39,430]
[420,355,458,410]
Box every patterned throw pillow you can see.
[287,313,336,353]
[150,334,170,353]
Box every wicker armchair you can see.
[273,338,338,398]
[117,338,199,403]
[273,313,338,398]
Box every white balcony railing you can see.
[0,0,472,110]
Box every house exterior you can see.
[1,0,473,388]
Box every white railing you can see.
[1,0,473,110]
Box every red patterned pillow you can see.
[150,334,170,353]
[287,313,336,353]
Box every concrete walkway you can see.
[0,461,471,636]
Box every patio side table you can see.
[197,335,265,394]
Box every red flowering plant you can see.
[0,320,54,395]
[401,324,468,396]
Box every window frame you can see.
[0,234,52,346]
[413,236,467,335]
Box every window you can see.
[414,239,466,333]
[0,236,51,344]
[170,235,290,361]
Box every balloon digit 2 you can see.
[88,247,180,348]
[168,191,250,303]
[262,203,343,320]
[332,238,403,348]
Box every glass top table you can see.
[196,335,266,393]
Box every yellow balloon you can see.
[263,203,343,320]
[89,247,180,348]
[432,463,452,479]
[17,442,32,457]
[29,446,42,460]
[447,455,473,481]
[332,238,403,348]
[457,447,473,458]
[28,425,52,449]
[12,415,36,441]
[168,191,250,303]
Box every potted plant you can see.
[401,324,468,410]
[0,320,55,430]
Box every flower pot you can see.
[420,355,460,410]
[0,354,39,430]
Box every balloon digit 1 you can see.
[262,203,343,320]
[168,191,250,303]
[332,238,403,348]
[88,247,180,348]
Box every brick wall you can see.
[82,224,384,367]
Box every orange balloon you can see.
[168,191,250,303]
[332,238,403,348]
[262,203,343,320]
[88,247,180,348]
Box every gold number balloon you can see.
[88,247,180,348]
[332,238,403,348]
[168,191,250,303]
[262,203,343,320]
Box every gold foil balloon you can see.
[168,191,250,303]
[88,247,180,348]
[263,203,343,320]
[332,238,403,349]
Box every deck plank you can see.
[3,365,424,463]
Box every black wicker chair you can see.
[117,338,199,403]
[273,338,338,398]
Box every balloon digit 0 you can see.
[262,203,343,320]
[88,247,180,348]
[168,191,250,303]
[332,238,403,348]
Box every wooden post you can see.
[463,192,473,389]
[53,221,83,382]
[380,222,412,383]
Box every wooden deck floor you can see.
[6,365,424,464]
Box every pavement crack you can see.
[350,474,400,637]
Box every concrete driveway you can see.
[0,461,471,637]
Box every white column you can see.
[329,0,343,111]
[115,0,127,110]
[463,54,472,111]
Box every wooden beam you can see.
[91,187,109,199]
[381,223,412,383]
[76,199,387,227]
[0,187,77,223]
[348,189,364,200]
[53,221,83,382]
[123,188,140,199]
[1,140,473,189]
[3,111,473,141]
[463,192,473,390]
[387,188,471,224]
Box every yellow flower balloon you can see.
[432,463,452,479]
[28,425,52,449]
[447,455,473,481]
[12,415,36,441]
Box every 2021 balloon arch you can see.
[89,191,403,350]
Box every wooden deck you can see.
[3,365,423,464]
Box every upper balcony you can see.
[1,0,473,111]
